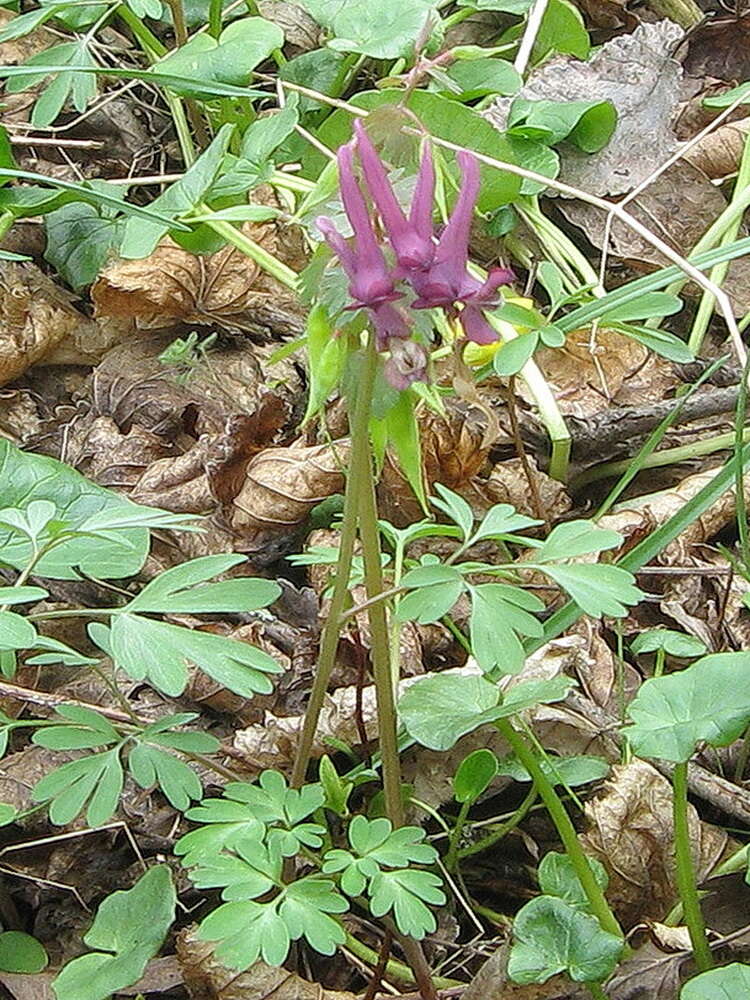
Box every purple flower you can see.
[354,119,435,272]
[316,141,398,311]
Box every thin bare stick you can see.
[513,0,549,75]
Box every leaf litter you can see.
[1,0,750,998]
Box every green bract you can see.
[53,866,176,1000]
[399,673,574,750]
[509,895,622,984]
[681,963,750,998]
[624,652,750,762]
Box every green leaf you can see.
[453,748,498,804]
[212,97,299,198]
[128,743,202,811]
[0,439,186,580]
[539,563,642,618]
[457,0,531,9]
[631,629,706,659]
[441,58,521,101]
[278,877,347,953]
[431,484,474,540]
[125,553,280,614]
[109,613,282,698]
[0,803,18,826]
[399,673,573,750]
[0,931,47,973]
[298,0,435,59]
[533,521,623,562]
[279,48,346,115]
[318,754,351,816]
[533,0,589,60]
[0,7,63,43]
[469,583,544,674]
[53,866,175,1000]
[472,503,541,543]
[681,964,750,998]
[537,851,609,912]
[368,868,445,938]
[6,40,97,127]
[120,124,234,259]
[495,753,609,788]
[198,899,291,969]
[302,304,347,422]
[33,748,123,826]
[508,896,622,984]
[508,98,616,152]
[188,835,281,900]
[615,323,693,363]
[45,199,124,290]
[599,292,683,323]
[493,332,539,376]
[154,17,283,98]
[0,586,48,606]
[624,652,750,763]
[382,389,427,510]
[0,610,37,650]
[705,83,750,108]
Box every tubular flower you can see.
[317,123,516,385]
[316,141,397,311]
[353,119,435,272]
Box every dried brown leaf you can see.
[93,203,305,336]
[177,928,357,999]
[580,760,728,928]
[526,329,648,418]
[607,940,684,1000]
[231,440,347,532]
[682,117,750,179]
[0,263,91,387]
[682,13,750,84]
[257,0,323,50]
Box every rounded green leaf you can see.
[631,629,706,659]
[0,931,47,973]
[625,652,750,762]
[681,963,750,998]
[509,896,622,984]
[453,749,498,804]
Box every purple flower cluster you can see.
[316,120,514,389]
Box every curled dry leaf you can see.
[486,20,683,197]
[0,263,93,387]
[681,117,750,180]
[230,440,348,533]
[177,927,357,999]
[257,0,323,51]
[580,759,728,927]
[93,205,305,337]
[484,456,572,522]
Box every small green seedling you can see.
[0,931,48,974]
[625,652,750,972]
[446,749,499,871]
[630,628,707,678]
[53,866,176,1000]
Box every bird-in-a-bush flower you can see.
[316,120,514,386]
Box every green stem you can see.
[290,335,374,789]
[445,799,471,873]
[688,130,750,355]
[496,719,624,941]
[672,761,713,971]
[735,352,750,577]
[205,214,299,290]
[518,197,603,293]
[116,4,167,56]
[574,427,750,488]
[654,647,666,679]
[456,785,538,860]
[329,52,363,99]
[356,338,404,828]
[343,932,460,990]
[587,982,609,1000]
[0,210,14,244]
[208,0,223,37]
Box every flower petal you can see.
[460,305,499,345]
